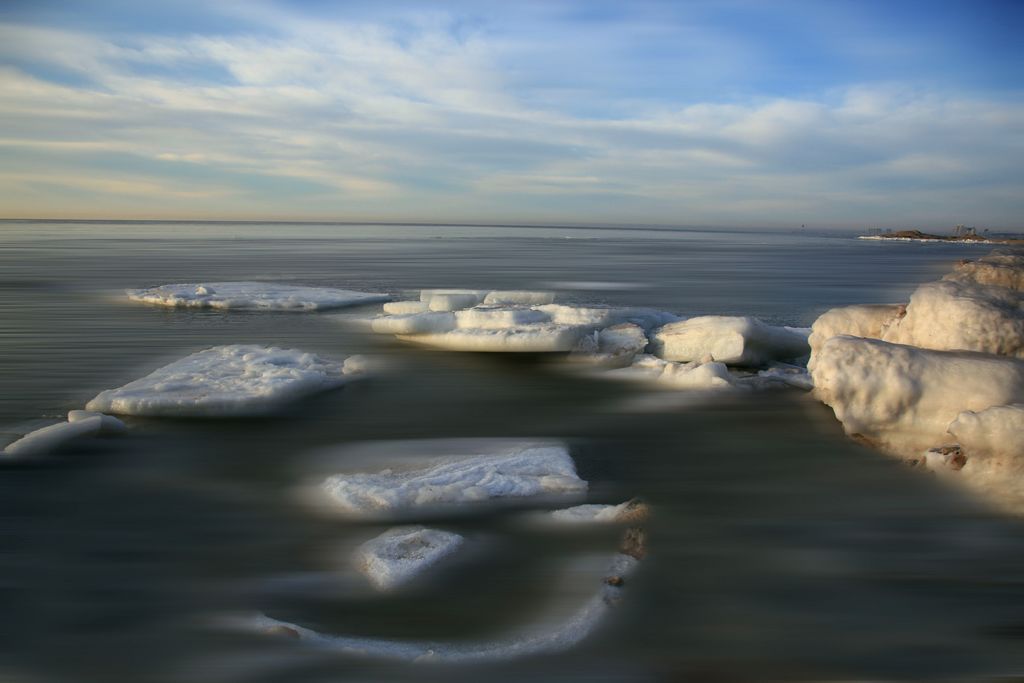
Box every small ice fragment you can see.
[548,499,650,524]
[371,311,456,335]
[321,443,587,515]
[67,410,127,434]
[4,417,104,457]
[420,289,489,311]
[85,344,349,417]
[127,282,390,311]
[607,355,738,390]
[354,527,464,591]
[397,324,588,352]
[651,316,809,367]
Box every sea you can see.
[1,220,1021,683]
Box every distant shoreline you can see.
[859,229,1024,245]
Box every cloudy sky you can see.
[1,0,1021,227]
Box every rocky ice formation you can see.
[3,410,126,457]
[127,282,390,311]
[321,443,588,516]
[86,345,358,417]
[809,250,1024,512]
[354,527,465,591]
[650,316,810,367]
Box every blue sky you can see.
[0,0,1021,227]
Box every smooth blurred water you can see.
[1,221,1020,683]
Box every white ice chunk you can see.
[371,311,456,335]
[754,365,814,390]
[879,279,1024,358]
[454,306,551,329]
[536,304,678,330]
[67,410,127,434]
[321,443,587,515]
[127,282,390,311]
[811,336,1024,458]
[354,527,464,591]
[4,417,104,456]
[85,344,349,417]
[482,291,556,306]
[570,324,648,367]
[606,354,737,390]
[807,304,906,371]
[228,553,638,662]
[420,289,489,311]
[947,404,1024,510]
[397,324,588,352]
[383,301,430,315]
[651,316,810,367]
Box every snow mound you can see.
[4,411,124,457]
[127,282,390,311]
[946,404,1024,509]
[354,527,464,591]
[651,316,810,367]
[398,324,588,352]
[807,304,906,371]
[86,345,353,417]
[230,553,637,662]
[321,443,587,515]
[879,279,1024,357]
[811,336,1024,458]
[943,252,1024,290]
[606,355,737,390]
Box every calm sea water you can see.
[1,221,1021,683]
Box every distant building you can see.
[953,224,977,237]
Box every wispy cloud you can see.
[0,1,1021,226]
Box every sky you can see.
[0,0,1022,228]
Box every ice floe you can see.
[127,282,390,311]
[86,344,354,417]
[650,316,810,367]
[811,335,1024,459]
[320,442,587,516]
[398,324,588,353]
[228,553,638,663]
[570,323,649,367]
[4,411,125,457]
[807,304,905,371]
[354,527,464,591]
[604,355,737,391]
[547,499,650,525]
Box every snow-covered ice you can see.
[127,282,390,311]
[548,499,650,525]
[382,300,430,315]
[605,354,737,390]
[811,335,1024,458]
[454,306,551,329]
[397,324,589,352]
[879,279,1024,358]
[228,553,638,662]
[86,345,353,417]
[807,304,906,371]
[482,291,555,306]
[321,443,587,515]
[4,411,125,457]
[419,289,489,311]
[943,252,1024,290]
[371,311,456,335]
[570,323,649,367]
[354,527,464,591]
[945,404,1024,509]
[650,316,810,367]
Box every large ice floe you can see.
[228,553,638,663]
[650,316,810,367]
[320,442,587,516]
[354,527,465,591]
[127,282,390,311]
[3,410,126,457]
[367,289,678,355]
[810,249,1024,512]
[86,345,358,417]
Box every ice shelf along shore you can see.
[127,282,391,311]
[809,249,1024,512]
[86,345,361,417]
[227,553,638,663]
[320,442,588,516]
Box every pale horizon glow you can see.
[1,0,1022,229]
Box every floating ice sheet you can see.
[86,345,354,417]
[651,316,810,367]
[127,282,390,311]
[354,527,464,591]
[398,324,588,352]
[321,443,587,515]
